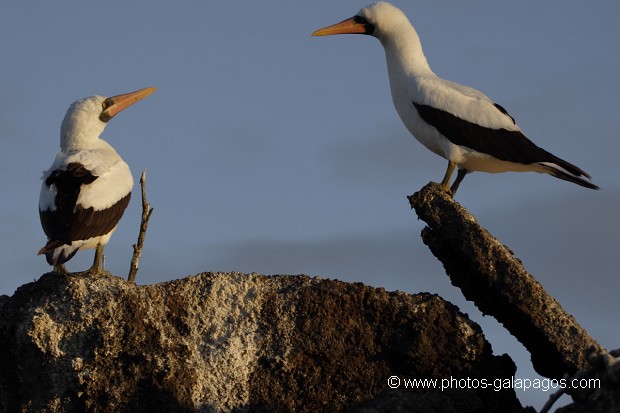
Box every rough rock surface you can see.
[0,272,520,412]
[408,183,604,380]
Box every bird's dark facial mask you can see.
[99,98,114,123]
[353,16,374,35]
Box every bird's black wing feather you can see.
[39,162,131,245]
[412,101,590,179]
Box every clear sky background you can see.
[1,1,618,409]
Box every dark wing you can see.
[493,103,516,125]
[39,162,131,246]
[412,101,591,178]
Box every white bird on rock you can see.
[38,87,156,275]
[313,1,598,195]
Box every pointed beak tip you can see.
[141,87,157,97]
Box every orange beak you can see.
[312,17,368,36]
[100,87,157,122]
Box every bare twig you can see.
[539,384,567,413]
[540,349,619,413]
[128,169,154,283]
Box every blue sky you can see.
[1,1,618,409]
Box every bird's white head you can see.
[357,2,412,40]
[312,2,412,42]
[312,2,430,75]
[60,87,156,152]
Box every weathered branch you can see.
[127,169,153,283]
[408,182,604,379]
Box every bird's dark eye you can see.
[353,15,374,35]
[99,99,114,122]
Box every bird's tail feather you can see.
[538,161,599,190]
[38,240,79,266]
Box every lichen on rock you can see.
[0,271,520,412]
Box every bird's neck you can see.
[60,133,108,153]
[60,122,108,152]
[381,25,433,79]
